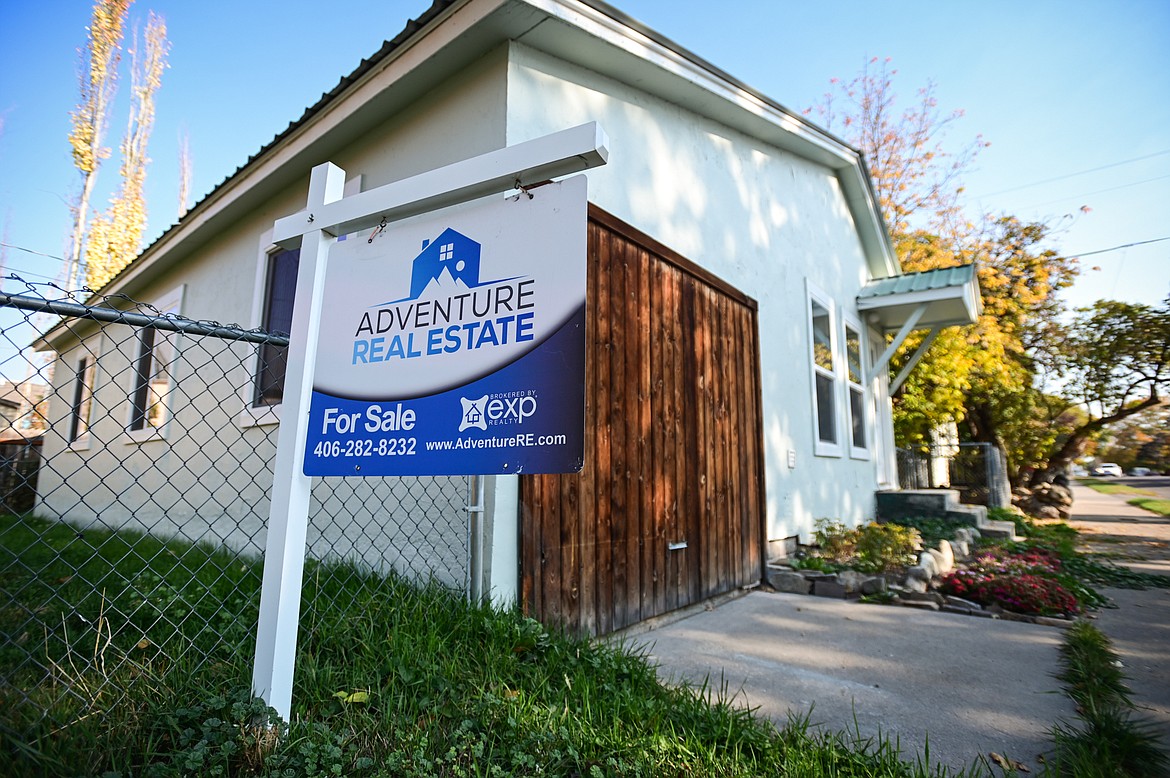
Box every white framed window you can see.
[240,232,298,428]
[843,316,870,460]
[68,355,97,448]
[126,285,184,442]
[807,281,841,457]
[254,247,299,408]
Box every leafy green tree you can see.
[1036,298,1170,479]
[1098,403,1168,471]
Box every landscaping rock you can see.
[901,590,944,606]
[767,569,811,595]
[967,526,981,541]
[860,576,888,596]
[901,600,940,612]
[813,579,847,599]
[1016,481,1074,520]
[936,540,955,573]
[953,527,971,545]
[901,576,928,594]
[837,570,869,593]
[944,596,983,611]
[926,548,948,575]
[906,565,931,583]
[949,538,970,558]
[1034,616,1074,629]
[942,605,975,615]
[987,604,1033,623]
[917,552,939,578]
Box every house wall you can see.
[505,42,888,543]
[35,48,513,588]
[36,31,897,607]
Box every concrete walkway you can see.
[629,485,1170,774]
[1066,483,1170,746]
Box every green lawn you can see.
[1080,478,1156,497]
[1128,498,1170,517]
[2,513,986,777]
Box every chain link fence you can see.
[896,441,1011,508]
[0,276,474,743]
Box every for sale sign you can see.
[302,175,587,476]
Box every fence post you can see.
[251,162,346,721]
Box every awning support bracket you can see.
[889,325,941,395]
[868,303,927,382]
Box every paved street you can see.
[1104,474,1170,501]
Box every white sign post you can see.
[252,123,609,720]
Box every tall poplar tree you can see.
[85,11,169,290]
[67,0,131,290]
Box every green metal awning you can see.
[857,264,982,393]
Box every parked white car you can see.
[1092,463,1123,477]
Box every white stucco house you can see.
[35,0,979,636]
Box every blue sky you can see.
[1,0,1167,311]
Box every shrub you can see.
[939,571,1079,616]
[808,519,920,573]
[882,515,952,547]
[854,523,920,573]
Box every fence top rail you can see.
[0,290,289,346]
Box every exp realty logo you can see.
[459,392,538,432]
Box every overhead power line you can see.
[0,242,65,262]
[1019,173,1170,210]
[975,148,1170,197]
[1058,236,1170,260]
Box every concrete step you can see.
[876,489,963,522]
[877,489,1020,540]
[978,519,1018,540]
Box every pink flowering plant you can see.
[939,544,1080,616]
[940,571,1079,616]
[970,546,1063,576]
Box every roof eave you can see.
[60,0,900,335]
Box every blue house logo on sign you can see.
[408,229,482,299]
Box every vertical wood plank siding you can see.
[520,208,764,636]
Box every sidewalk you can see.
[1066,483,1170,746]
[636,590,1070,773]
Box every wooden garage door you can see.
[519,206,764,637]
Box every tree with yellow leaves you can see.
[66,0,131,290]
[811,59,1081,485]
[85,11,168,290]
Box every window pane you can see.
[254,248,300,406]
[845,326,862,385]
[850,387,866,449]
[130,328,175,431]
[130,329,156,431]
[70,357,95,441]
[811,301,833,371]
[815,372,836,444]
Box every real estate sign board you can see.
[302,175,587,476]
